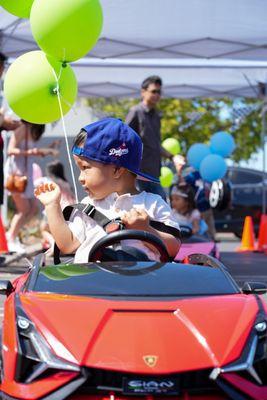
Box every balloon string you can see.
[51,67,79,202]
[58,92,76,111]
[56,93,79,202]
[57,64,63,83]
[53,65,77,113]
[62,48,66,65]
[54,64,75,113]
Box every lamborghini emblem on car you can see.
[143,355,158,367]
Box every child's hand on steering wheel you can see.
[34,182,61,207]
[121,208,150,231]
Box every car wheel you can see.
[234,231,242,239]
[209,179,231,211]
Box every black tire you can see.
[209,179,231,211]
[234,231,242,239]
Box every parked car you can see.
[211,166,267,237]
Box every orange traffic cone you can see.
[256,214,267,252]
[0,214,8,253]
[236,216,256,252]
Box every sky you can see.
[219,100,266,172]
[238,143,267,172]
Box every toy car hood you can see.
[20,292,258,374]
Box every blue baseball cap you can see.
[72,118,159,183]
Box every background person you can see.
[6,121,58,253]
[173,155,216,240]
[38,160,76,254]
[126,75,172,200]
[0,52,21,208]
[45,160,76,209]
[170,184,208,236]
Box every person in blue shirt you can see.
[173,155,216,240]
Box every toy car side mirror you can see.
[180,225,192,239]
[242,281,267,295]
[0,280,14,296]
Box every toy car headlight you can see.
[210,319,267,385]
[15,305,80,383]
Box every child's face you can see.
[74,155,117,200]
[171,194,188,213]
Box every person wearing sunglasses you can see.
[126,75,172,201]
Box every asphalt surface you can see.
[221,252,267,285]
[218,234,267,287]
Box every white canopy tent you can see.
[1,0,267,98]
[75,58,267,98]
[1,0,267,60]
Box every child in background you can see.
[46,160,75,209]
[173,155,216,240]
[35,118,181,262]
[39,161,75,253]
[170,184,208,236]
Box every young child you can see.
[170,184,208,236]
[35,118,181,262]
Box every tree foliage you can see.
[86,97,262,162]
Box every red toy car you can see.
[0,230,266,400]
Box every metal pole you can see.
[2,130,9,227]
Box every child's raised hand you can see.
[34,182,61,207]
[121,208,150,231]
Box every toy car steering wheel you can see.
[88,229,170,262]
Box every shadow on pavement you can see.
[221,251,267,286]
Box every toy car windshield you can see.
[29,262,240,298]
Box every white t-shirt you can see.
[172,209,208,235]
[173,209,201,225]
[68,191,180,263]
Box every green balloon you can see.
[30,0,103,62]
[4,51,77,124]
[160,166,174,188]
[40,267,70,281]
[0,0,34,18]
[58,265,98,277]
[162,138,181,156]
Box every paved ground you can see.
[0,234,266,323]
[217,233,267,287]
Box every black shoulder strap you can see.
[62,203,111,228]
[54,203,111,264]
[53,202,181,264]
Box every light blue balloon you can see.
[200,154,227,182]
[187,143,210,170]
[210,131,235,158]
